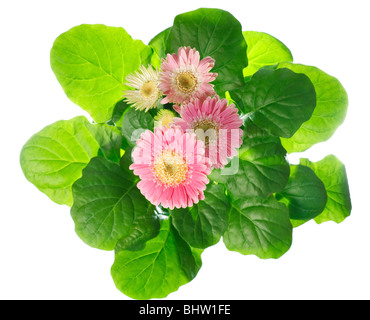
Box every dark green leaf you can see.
[112,99,130,128]
[275,165,327,220]
[114,204,160,252]
[171,184,229,249]
[119,146,135,180]
[218,121,290,198]
[300,155,352,224]
[230,67,316,138]
[71,157,159,250]
[149,27,171,68]
[86,123,122,163]
[223,196,292,259]
[167,8,247,93]
[111,218,202,299]
[121,107,154,146]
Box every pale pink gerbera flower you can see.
[129,126,211,209]
[172,96,243,169]
[159,46,217,105]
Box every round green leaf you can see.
[148,27,171,68]
[71,157,159,251]
[112,203,160,252]
[112,100,130,128]
[223,196,292,259]
[243,31,293,77]
[278,62,349,153]
[167,8,248,93]
[121,107,154,146]
[230,67,316,138]
[300,155,352,224]
[20,116,121,206]
[171,183,229,249]
[214,121,290,198]
[111,218,202,299]
[275,165,327,220]
[50,24,153,123]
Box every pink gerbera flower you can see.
[129,126,211,209]
[159,46,217,105]
[172,96,243,169]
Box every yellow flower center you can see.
[141,81,158,99]
[176,72,198,93]
[192,119,219,147]
[153,150,188,187]
[154,109,175,128]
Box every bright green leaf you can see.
[20,116,121,206]
[111,218,202,299]
[223,196,292,259]
[230,67,316,138]
[171,184,229,249]
[275,165,327,220]
[243,31,293,77]
[167,8,247,93]
[290,219,307,228]
[50,24,153,123]
[278,62,349,153]
[71,157,159,251]
[300,155,352,224]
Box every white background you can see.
[1,0,369,300]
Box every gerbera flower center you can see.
[140,81,158,99]
[176,72,198,93]
[153,150,188,187]
[154,109,175,128]
[192,119,220,146]
[124,65,162,112]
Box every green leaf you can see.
[215,121,290,198]
[87,123,122,163]
[71,157,159,251]
[111,218,202,299]
[114,204,160,252]
[171,183,229,249]
[112,99,130,128]
[230,67,316,138]
[167,8,247,93]
[20,116,121,206]
[290,219,307,228]
[275,165,327,220]
[149,27,171,68]
[121,107,154,146]
[118,146,135,180]
[243,31,293,77]
[299,155,352,224]
[277,62,349,153]
[223,196,292,259]
[50,24,153,123]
